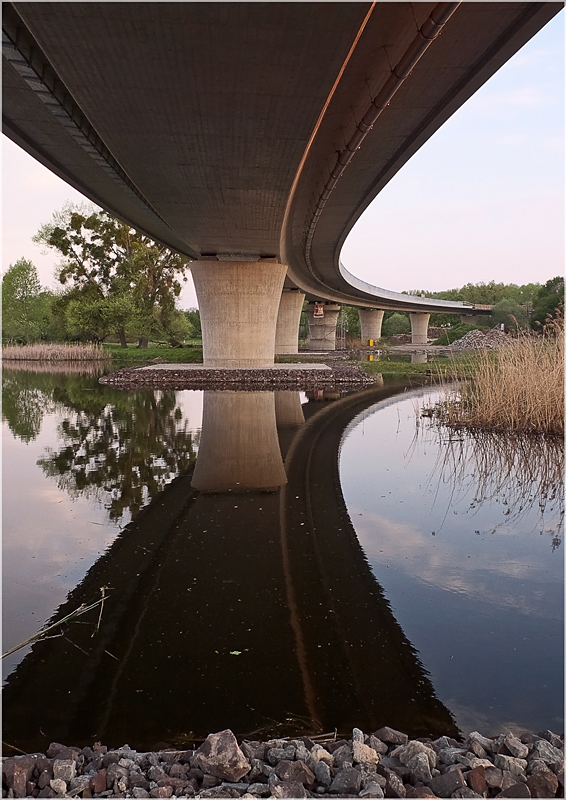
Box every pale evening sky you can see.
[2,11,563,309]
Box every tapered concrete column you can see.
[191,391,287,492]
[409,312,430,345]
[359,308,385,344]
[275,290,305,354]
[306,303,341,350]
[191,260,287,368]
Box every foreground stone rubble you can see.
[2,727,563,799]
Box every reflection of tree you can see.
[2,368,57,442]
[38,390,197,522]
[417,409,564,547]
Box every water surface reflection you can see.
[2,369,562,752]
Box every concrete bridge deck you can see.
[3,2,560,364]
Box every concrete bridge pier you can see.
[191,391,287,492]
[409,312,430,345]
[359,308,384,345]
[275,290,305,354]
[306,302,341,350]
[190,259,287,368]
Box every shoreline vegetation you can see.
[2,319,564,437]
[428,317,564,437]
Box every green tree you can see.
[34,204,189,347]
[382,312,410,336]
[341,306,361,338]
[2,258,46,343]
[490,298,529,331]
[531,277,564,330]
[184,308,202,338]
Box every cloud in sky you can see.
[2,11,563,305]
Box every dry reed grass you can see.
[2,342,110,363]
[435,316,564,436]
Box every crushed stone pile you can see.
[451,328,512,351]
[2,726,563,799]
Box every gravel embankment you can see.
[99,364,375,391]
[450,329,512,351]
[2,726,563,799]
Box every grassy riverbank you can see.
[103,342,203,364]
[432,321,564,436]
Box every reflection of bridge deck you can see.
[3,382,459,752]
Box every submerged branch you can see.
[2,590,109,659]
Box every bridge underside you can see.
[3,2,560,363]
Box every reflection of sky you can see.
[2,417,119,679]
[339,388,564,735]
[2,391,206,683]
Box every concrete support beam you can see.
[306,302,341,351]
[409,312,430,345]
[191,391,287,492]
[359,308,384,345]
[191,260,287,368]
[275,290,305,354]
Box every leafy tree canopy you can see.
[2,258,46,343]
[531,277,564,330]
[34,203,190,347]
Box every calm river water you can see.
[2,366,563,753]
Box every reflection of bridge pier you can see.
[3,381,459,753]
[275,391,305,462]
[192,391,287,492]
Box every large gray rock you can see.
[368,736,389,755]
[314,760,331,788]
[502,734,529,759]
[353,728,365,743]
[274,759,315,786]
[378,767,406,798]
[329,766,362,795]
[429,767,465,798]
[360,781,385,798]
[438,747,467,765]
[467,732,496,755]
[392,741,436,770]
[194,730,251,782]
[373,727,408,746]
[266,746,296,766]
[537,731,563,750]
[531,740,563,765]
[333,744,354,769]
[53,759,76,783]
[495,755,528,777]
[408,751,433,784]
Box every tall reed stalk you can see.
[436,317,564,436]
[2,343,110,363]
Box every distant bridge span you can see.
[2,3,560,364]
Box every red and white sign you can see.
[313,302,324,318]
